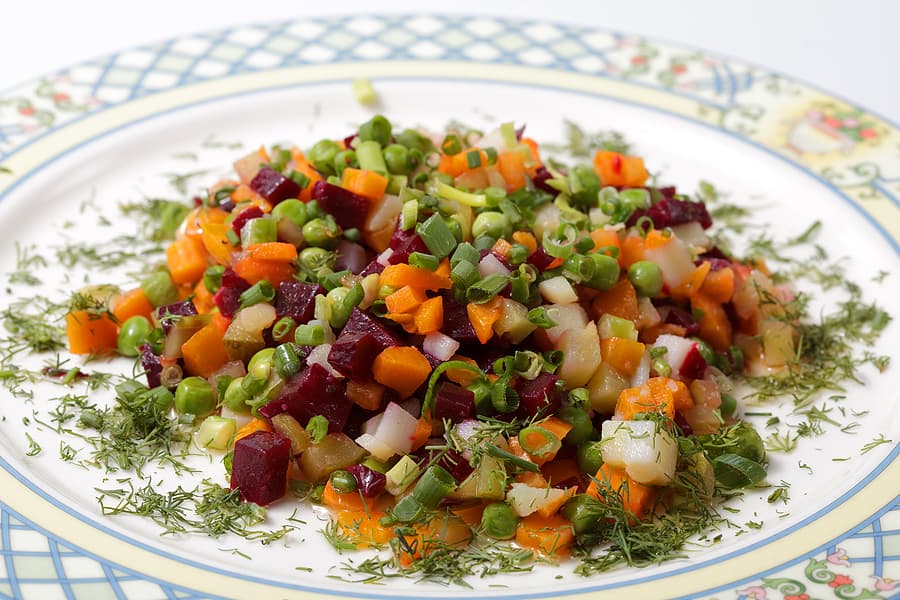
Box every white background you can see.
[1,0,898,122]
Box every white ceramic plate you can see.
[0,15,898,600]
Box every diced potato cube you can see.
[600,420,677,485]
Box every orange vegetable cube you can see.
[372,346,432,398]
[65,311,119,355]
[600,337,646,377]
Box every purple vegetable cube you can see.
[327,332,382,380]
[139,343,162,388]
[514,372,565,418]
[249,167,301,205]
[279,363,351,432]
[230,430,292,505]
[311,180,371,230]
[387,229,429,265]
[155,299,198,334]
[212,268,251,318]
[441,295,479,345]
[346,463,387,498]
[341,308,403,349]
[433,382,475,423]
[274,280,323,324]
[230,205,264,236]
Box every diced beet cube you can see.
[346,463,386,497]
[679,344,708,380]
[526,246,555,271]
[628,196,713,230]
[341,308,403,349]
[156,300,198,334]
[388,229,429,265]
[441,294,479,345]
[212,268,251,318]
[531,166,560,196]
[327,332,382,380]
[274,280,323,324]
[311,180,370,230]
[279,364,351,432]
[417,445,473,483]
[664,305,701,337]
[230,430,291,505]
[433,382,475,423]
[230,205,264,236]
[700,246,732,261]
[139,343,162,388]
[250,167,301,205]
[359,259,385,277]
[258,398,287,419]
[514,372,565,418]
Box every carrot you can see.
[191,279,215,314]
[65,311,119,355]
[380,262,452,291]
[372,346,433,398]
[497,151,527,192]
[538,416,573,443]
[537,486,578,519]
[230,184,268,210]
[512,231,537,254]
[670,261,710,301]
[515,513,575,557]
[490,238,513,260]
[346,380,385,411]
[341,167,388,201]
[166,236,209,286]
[590,228,621,256]
[701,266,736,303]
[413,296,443,335]
[644,229,672,250]
[454,166,490,190]
[619,233,645,268]
[466,296,504,344]
[245,242,298,263]
[333,510,393,547]
[450,502,486,528]
[231,256,296,286]
[322,479,382,513]
[541,458,582,487]
[385,285,427,315]
[409,416,433,452]
[445,355,480,386]
[614,377,676,420]
[592,151,649,187]
[590,278,640,323]
[200,222,236,266]
[521,137,543,174]
[586,464,656,523]
[110,287,154,324]
[600,337,646,377]
[183,206,228,239]
[234,417,271,442]
[181,322,230,378]
[691,293,733,352]
[289,146,323,202]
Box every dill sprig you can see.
[544,119,630,157]
[119,197,192,242]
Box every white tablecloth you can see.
[2,0,897,121]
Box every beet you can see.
[346,463,387,497]
[258,398,287,419]
[156,299,198,334]
[334,240,369,274]
[212,269,251,318]
[249,166,301,205]
[526,246,555,271]
[327,332,382,379]
[279,363,351,432]
[274,280,323,324]
[341,308,403,349]
[387,228,429,265]
[433,382,475,423]
[441,294,479,345]
[531,166,560,196]
[628,196,713,230]
[679,344,708,380]
[663,305,701,337]
[139,343,162,388]
[359,259,386,277]
[230,205,264,236]
[514,372,565,418]
[418,445,473,483]
[311,180,370,229]
[230,430,291,505]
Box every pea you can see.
[383,144,410,175]
[560,494,604,535]
[577,440,605,475]
[358,115,392,147]
[628,260,663,297]
[271,199,308,228]
[146,386,175,413]
[471,211,512,240]
[557,406,594,446]
[585,253,620,290]
[480,501,519,540]
[330,469,358,493]
[222,377,251,413]
[141,270,178,307]
[298,246,334,274]
[117,316,153,357]
[332,149,358,177]
[174,377,216,419]
[302,217,340,249]
[308,139,340,176]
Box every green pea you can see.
[628,260,663,297]
[471,211,512,240]
[222,377,251,413]
[585,253,620,290]
[394,128,434,154]
[330,469,358,493]
[560,494,604,535]
[174,377,216,418]
[141,270,179,307]
[117,316,153,357]
[557,406,594,446]
[577,440,605,475]
[298,246,334,276]
[480,501,519,540]
[243,348,276,395]
[304,199,324,220]
[358,115,392,147]
[383,144,410,175]
[333,150,358,178]
[308,139,340,176]
[146,386,175,413]
[271,199,308,228]
[302,217,340,249]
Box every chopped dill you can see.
[8,242,47,285]
[119,197,191,242]
[860,434,891,455]
[544,119,630,157]
[165,170,210,195]
[24,432,41,456]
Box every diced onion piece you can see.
[361,402,418,455]
[423,331,460,362]
[506,482,567,517]
[636,297,661,330]
[532,204,561,240]
[365,193,402,233]
[652,334,695,375]
[235,303,277,333]
[600,420,678,486]
[630,349,651,387]
[478,253,511,278]
[221,405,253,430]
[538,276,578,305]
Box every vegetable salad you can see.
[64,116,796,574]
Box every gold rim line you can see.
[0,60,897,598]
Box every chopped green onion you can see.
[466,274,509,304]
[274,343,303,378]
[241,216,277,246]
[518,425,561,457]
[450,242,480,267]
[450,260,480,289]
[411,465,456,509]
[416,213,457,259]
[320,270,352,292]
[543,223,579,259]
[508,243,529,266]
[486,444,540,473]
[329,469,358,493]
[225,228,241,246]
[400,199,419,231]
[436,181,486,207]
[484,147,498,165]
[490,380,519,413]
[288,170,311,189]
[272,316,296,343]
[408,252,440,271]
[239,280,276,309]
[466,149,482,169]
[352,78,378,106]
[441,134,463,156]
[712,453,767,489]
[141,270,179,307]
[329,282,364,329]
[356,140,389,176]
[295,323,325,346]
[499,122,518,150]
[358,115,392,147]
[527,306,557,328]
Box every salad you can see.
[52,115,833,576]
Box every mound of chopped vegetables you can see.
[65,116,794,573]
